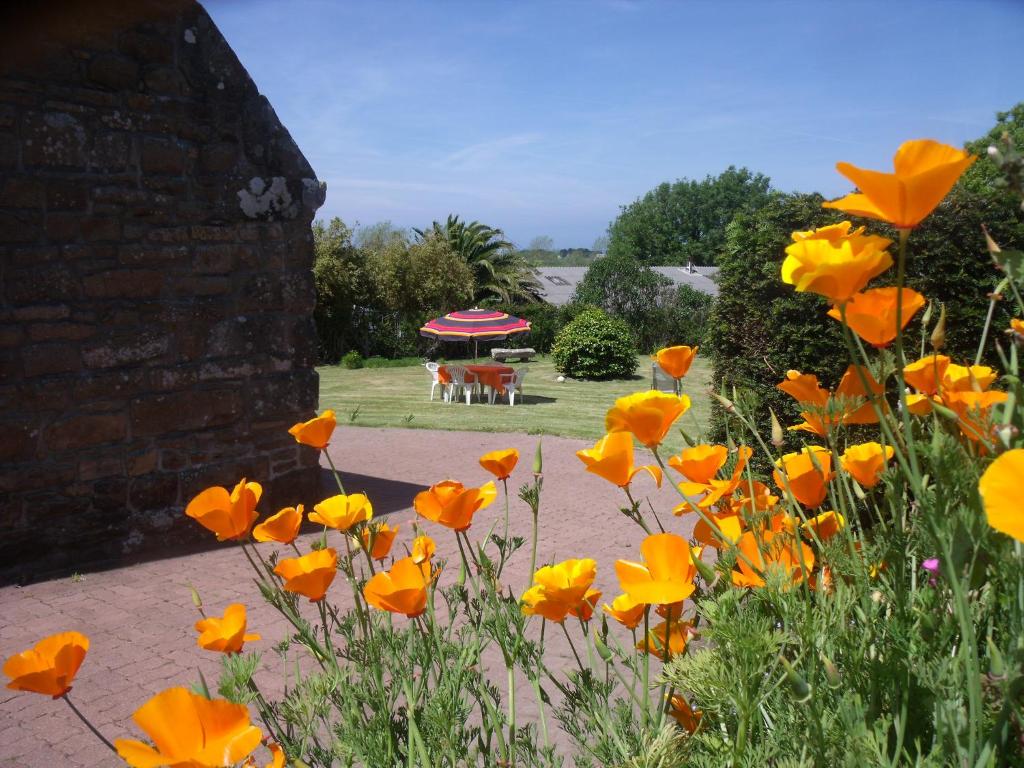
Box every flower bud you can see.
[769,408,785,448]
[779,656,811,702]
[692,550,716,583]
[189,584,203,610]
[930,303,946,351]
[533,440,543,475]
[594,634,614,663]
[820,654,841,688]
[984,226,1002,255]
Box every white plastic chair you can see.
[652,362,676,393]
[442,365,479,405]
[425,362,441,401]
[497,367,527,406]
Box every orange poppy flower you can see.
[520,558,598,623]
[1009,318,1024,341]
[669,444,728,486]
[576,432,662,489]
[115,687,262,768]
[800,510,845,541]
[3,631,89,698]
[605,391,691,448]
[781,222,894,304]
[777,366,885,437]
[573,588,603,622]
[360,522,399,560]
[904,356,1002,417]
[636,620,692,659]
[410,534,436,564]
[185,479,262,541]
[904,354,950,396]
[670,445,752,514]
[413,480,497,531]
[252,505,303,545]
[668,694,703,733]
[654,345,698,379]
[309,493,373,532]
[773,446,832,508]
[944,362,998,393]
[979,449,1024,543]
[243,743,286,768]
[944,390,1008,444]
[479,448,519,480]
[840,442,894,488]
[823,139,976,229]
[273,548,338,602]
[615,533,696,605]
[827,287,927,347]
[693,510,745,549]
[602,593,646,630]
[363,556,432,618]
[287,409,336,450]
[730,530,816,588]
[194,604,260,655]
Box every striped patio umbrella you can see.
[419,308,531,359]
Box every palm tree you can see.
[415,215,543,305]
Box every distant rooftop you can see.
[534,264,719,305]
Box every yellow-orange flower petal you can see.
[521,558,598,623]
[636,620,692,659]
[309,493,373,532]
[410,534,435,564]
[114,687,262,768]
[572,588,602,622]
[194,604,260,655]
[252,505,303,545]
[3,631,89,698]
[827,287,926,347]
[605,391,691,448]
[945,390,1008,443]
[413,480,496,531]
[777,370,830,407]
[782,225,894,304]
[773,446,832,508]
[668,695,703,733]
[654,346,698,379]
[185,479,262,542]
[943,363,998,393]
[904,354,951,396]
[479,448,519,480]
[273,548,338,602]
[840,442,894,488]
[360,522,399,561]
[602,593,645,630]
[979,449,1024,543]
[668,444,728,486]
[363,556,432,618]
[731,530,815,589]
[824,139,976,230]
[800,510,845,541]
[288,409,336,450]
[576,432,662,489]
[615,533,696,605]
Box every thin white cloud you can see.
[440,133,543,170]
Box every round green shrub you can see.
[341,349,364,369]
[551,308,637,380]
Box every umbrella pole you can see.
[474,338,478,360]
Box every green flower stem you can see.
[622,487,653,534]
[506,664,516,763]
[498,477,511,578]
[527,504,540,593]
[341,534,370,639]
[561,621,585,672]
[642,605,651,726]
[893,229,923,482]
[62,695,116,753]
[529,676,551,751]
[323,450,347,496]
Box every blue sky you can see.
[206,0,1022,248]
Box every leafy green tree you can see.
[416,214,542,305]
[572,255,671,351]
[354,220,409,252]
[312,217,376,362]
[607,166,772,265]
[552,308,638,380]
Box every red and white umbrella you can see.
[419,308,531,358]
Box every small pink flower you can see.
[921,557,940,586]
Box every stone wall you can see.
[0,1,327,583]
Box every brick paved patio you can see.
[0,427,694,767]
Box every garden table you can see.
[438,363,516,396]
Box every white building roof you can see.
[534,265,719,305]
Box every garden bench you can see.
[491,347,535,363]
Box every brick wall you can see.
[0,1,327,583]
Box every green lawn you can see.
[318,354,712,453]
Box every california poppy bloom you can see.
[778,366,884,437]
[309,493,373,532]
[781,222,893,304]
[945,390,1008,444]
[669,444,728,487]
[252,505,303,545]
[615,533,696,605]
[3,631,89,698]
[636,620,692,659]
[605,391,691,448]
[979,449,1024,543]
[288,409,336,450]
[903,354,951,399]
[654,345,698,379]
[273,548,338,602]
[823,139,976,229]
[414,480,497,531]
[115,687,262,768]
[410,534,435,564]
[840,442,894,488]
[602,593,645,630]
[576,432,662,489]
[573,588,603,622]
[827,287,927,347]
[800,510,845,541]
[194,604,260,654]
[731,530,816,588]
[185,479,262,541]
[773,446,832,508]
[668,694,702,733]
[693,510,744,549]
[904,355,1001,417]
[670,445,751,514]
[360,522,399,561]
[1009,318,1024,342]
[479,448,519,480]
[520,558,598,623]
[363,556,432,618]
